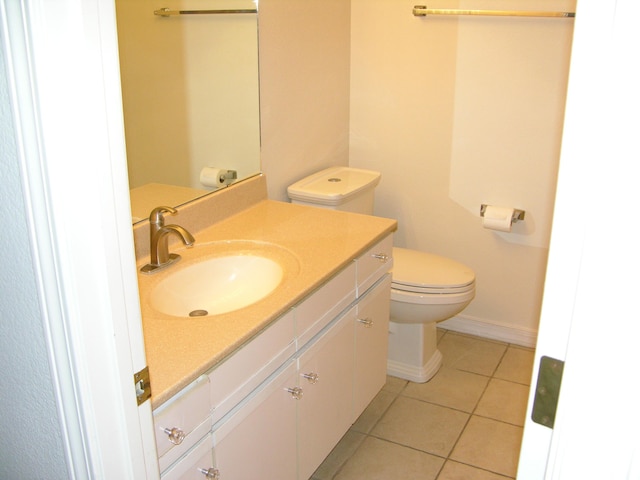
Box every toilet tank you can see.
[287,167,381,214]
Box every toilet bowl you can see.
[287,167,476,382]
[390,247,475,324]
[387,247,475,382]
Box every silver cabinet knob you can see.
[199,467,220,479]
[163,427,185,445]
[285,386,303,400]
[357,317,374,328]
[302,372,319,384]
[371,253,389,262]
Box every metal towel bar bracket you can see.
[413,5,575,18]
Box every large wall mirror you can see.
[115,0,261,223]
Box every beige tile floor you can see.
[311,329,535,480]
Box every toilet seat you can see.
[391,287,475,305]
[391,247,475,296]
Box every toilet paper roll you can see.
[200,167,228,188]
[482,205,514,232]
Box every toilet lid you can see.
[391,247,475,292]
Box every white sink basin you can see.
[149,254,284,317]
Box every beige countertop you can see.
[137,199,397,408]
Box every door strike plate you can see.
[134,366,151,406]
[531,356,564,429]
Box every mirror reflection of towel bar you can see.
[413,5,575,18]
[154,7,257,17]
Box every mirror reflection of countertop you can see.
[137,198,397,408]
[129,183,209,223]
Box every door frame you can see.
[1,0,158,477]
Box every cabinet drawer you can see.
[209,310,295,424]
[154,375,210,467]
[160,432,214,480]
[356,234,393,296]
[296,262,356,347]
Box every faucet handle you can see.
[149,206,177,226]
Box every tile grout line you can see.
[433,333,515,479]
[322,330,532,479]
[328,379,410,480]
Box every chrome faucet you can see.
[140,206,195,273]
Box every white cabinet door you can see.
[212,362,298,480]
[297,310,356,480]
[353,275,391,419]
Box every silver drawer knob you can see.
[357,317,374,328]
[371,253,389,262]
[199,467,220,479]
[302,372,319,384]
[163,427,185,445]
[285,386,303,400]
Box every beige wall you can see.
[260,0,575,343]
[349,0,575,340]
[259,0,352,201]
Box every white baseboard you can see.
[438,314,538,348]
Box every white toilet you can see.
[287,166,476,383]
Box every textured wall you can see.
[0,48,69,478]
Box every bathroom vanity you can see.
[134,175,397,479]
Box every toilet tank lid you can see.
[392,247,475,289]
[287,167,381,205]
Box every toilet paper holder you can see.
[480,204,525,224]
[221,170,237,182]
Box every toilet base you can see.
[387,349,442,383]
[386,321,442,383]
